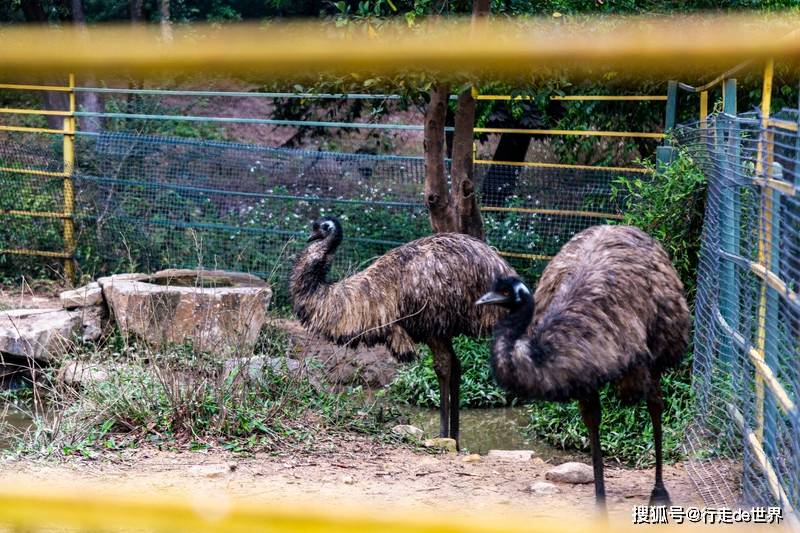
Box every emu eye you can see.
[500,289,510,296]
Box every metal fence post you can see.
[754,59,774,444]
[62,74,76,283]
[718,78,739,396]
[656,80,678,172]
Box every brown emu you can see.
[291,217,516,445]
[476,225,689,508]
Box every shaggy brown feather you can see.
[290,217,516,444]
[490,225,689,402]
[480,224,690,509]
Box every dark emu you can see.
[476,225,690,509]
[291,217,516,446]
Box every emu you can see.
[476,225,689,509]
[291,217,516,446]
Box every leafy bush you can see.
[388,336,506,408]
[613,149,707,302]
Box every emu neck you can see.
[498,298,535,343]
[292,239,338,298]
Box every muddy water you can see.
[403,406,575,459]
[0,407,32,449]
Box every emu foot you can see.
[649,484,672,506]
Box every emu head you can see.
[476,276,532,310]
[306,217,343,250]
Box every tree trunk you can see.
[130,0,144,22]
[451,88,483,239]
[159,0,173,42]
[424,83,456,234]
[71,0,103,134]
[422,0,488,238]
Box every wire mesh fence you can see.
[676,109,800,522]
[0,129,633,303]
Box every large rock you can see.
[58,360,110,387]
[0,308,82,361]
[269,319,397,388]
[60,282,103,309]
[545,462,594,484]
[99,269,271,356]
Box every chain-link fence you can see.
[677,109,799,523]
[0,127,634,303]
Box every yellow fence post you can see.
[754,58,774,443]
[699,91,708,128]
[62,74,76,284]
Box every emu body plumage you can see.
[478,225,690,510]
[291,217,516,444]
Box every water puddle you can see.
[402,405,580,459]
[0,405,32,449]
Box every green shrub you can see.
[612,149,707,302]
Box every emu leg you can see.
[448,342,461,448]
[647,374,672,506]
[430,339,451,439]
[579,391,607,511]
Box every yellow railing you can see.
[0,76,76,281]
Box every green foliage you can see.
[526,362,695,466]
[388,336,507,408]
[612,149,707,301]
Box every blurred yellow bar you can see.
[1,16,800,77]
[0,107,70,116]
[474,127,664,138]
[474,159,651,173]
[481,206,624,220]
[0,485,678,533]
[551,95,668,101]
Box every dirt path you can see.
[0,434,703,524]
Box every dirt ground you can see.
[0,433,704,525]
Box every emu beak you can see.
[475,291,508,306]
[306,230,324,243]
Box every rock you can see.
[423,438,457,453]
[341,475,355,485]
[190,464,233,479]
[58,360,109,387]
[0,308,82,361]
[462,454,482,463]
[391,424,424,440]
[60,283,103,309]
[74,304,109,342]
[488,449,534,462]
[269,319,397,388]
[223,356,302,382]
[100,269,271,356]
[532,457,546,465]
[525,481,560,495]
[545,462,594,484]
